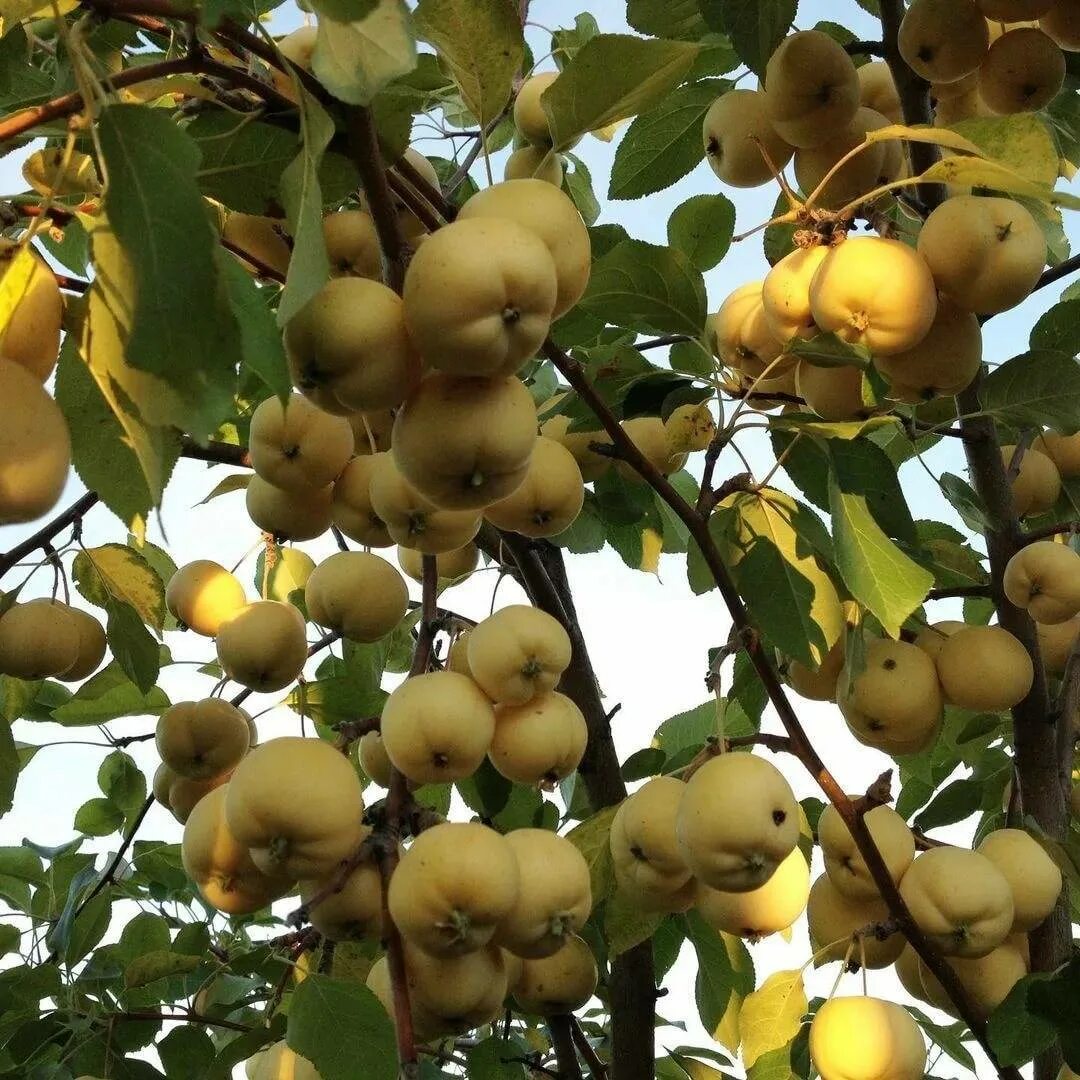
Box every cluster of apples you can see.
[0,596,106,682]
[900,0,1075,122]
[703,4,1076,202]
[0,239,71,528]
[165,534,409,694]
[360,604,587,789]
[709,181,1050,416]
[609,748,1060,1080]
[152,697,257,823]
[783,538,1080,761]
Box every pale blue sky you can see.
[1,2,1075,1076]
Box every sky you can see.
[2,1,1078,1077]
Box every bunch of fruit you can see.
[708,189,1051,416]
[0,239,71,527]
[777,537,1080,765]
[900,0,1073,121]
[0,597,106,682]
[607,743,1060,1079]
[159,591,601,1045]
[505,71,571,186]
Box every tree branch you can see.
[1021,521,1080,545]
[0,491,99,579]
[344,105,409,291]
[541,336,1021,1079]
[46,794,154,964]
[548,1015,584,1080]
[570,1018,608,1080]
[926,584,992,600]
[495,532,655,1080]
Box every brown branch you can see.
[844,40,886,57]
[541,336,1021,1080]
[548,1015,584,1080]
[0,491,99,579]
[375,556,437,1076]
[114,1008,252,1033]
[54,273,90,293]
[177,436,251,467]
[46,794,154,964]
[0,57,200,144]
[926,585,991,600]
[386,171,446,233]
[636,334,692,352]
[345,105,409,292]
[495,533,655,1080]
[1021,521,1080,545]
[570,1019,607,1080]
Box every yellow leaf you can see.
[950,113,1059,186]
[917,155,1080,211]
[640,527,663,575]
[713,933,751,1052]
[737,968,807,1070]
[590,118,625,142]
[863,122,984,158]
[0,246,36,340]
[718,488,845,667]
[22,147,101,196]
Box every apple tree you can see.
[0,0,1079,1079]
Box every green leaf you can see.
[828,449,933,639]
[667,193,735,272]
[655,700,716,757]
[939,472,994,533]
[465,1036,528,1079]
[1027,957,1080,1070]
[74,797,124,837]
[72,543,165,631]
[786,332,871,369]
[541,33,701,151]
[628,0,711,39]
[50,660,169,727]
[221,260,291,399]
[980,350,1080,434]
[581,239,707,336]
[106,603,160,694]
[0,29,53,113]
[718,0,795,77]
[738,968,806,1069]
[732,537,823,668]
[914,777,983,831]
[205,1015,286,1080]
[54,340,157,529]
[0,923,19,957]
[604,889,663,957]
[98,751,147,826]
[124,949,201,988]
[562,152,601,226]
[287,973,397,1080]
[414,0,524,128]
[312,0,418,108]
[65,891,112,966]
[608,79,725,200]
[0,720,17,818]
[81,223,183,511]
[566,804,619,907]
[683,911,745,1033]
[276,87,333,327]
[1031,299,1080,357]
[190,111,357,216]
[987,974,1058,1067]
[158,1025,217,1080]
[97,105,238,440]
[907,1008,976,1073]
